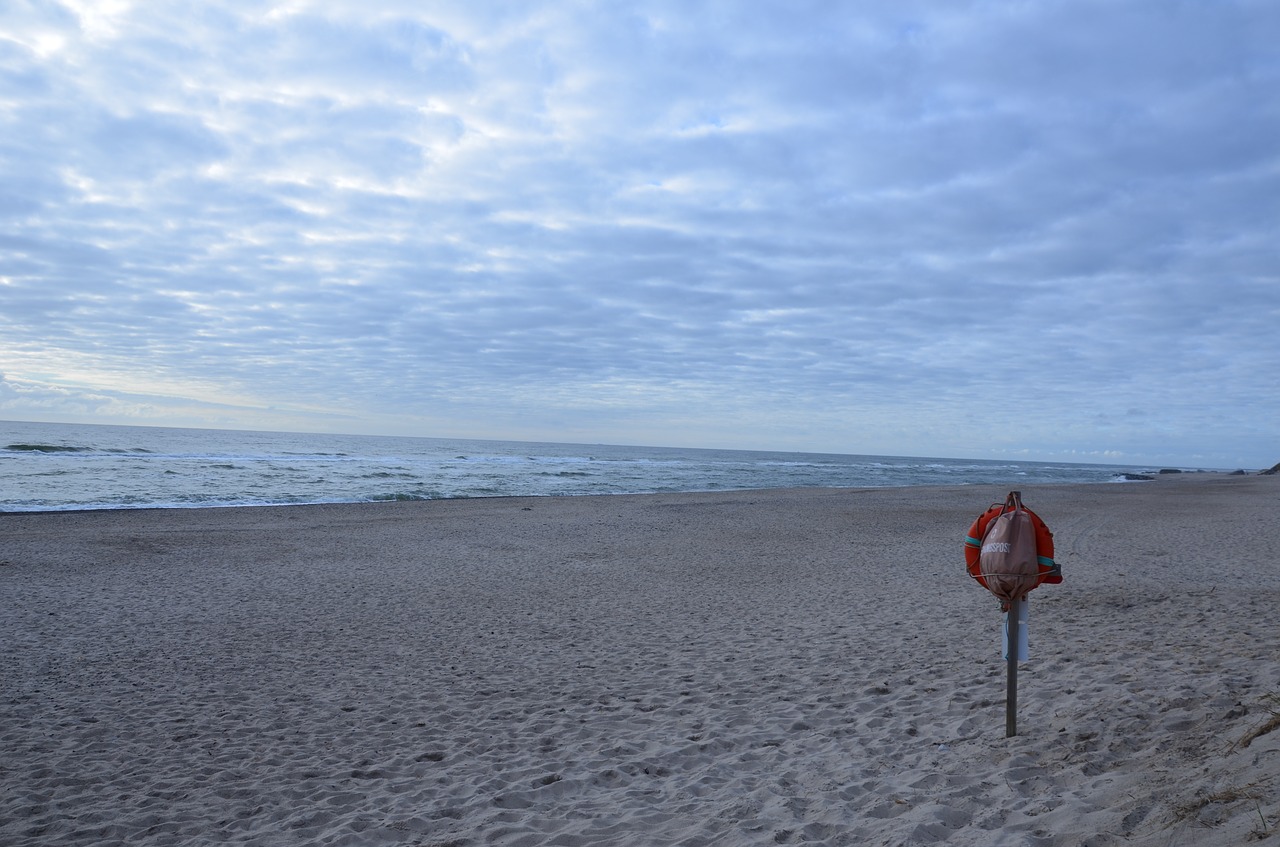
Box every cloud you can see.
[0,372,119,416]
[1,1,1277,467]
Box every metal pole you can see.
[1006,595,1021,737]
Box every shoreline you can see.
[1,468,1263,517]
[3,473,1277,845]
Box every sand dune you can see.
[2,474,1277,845]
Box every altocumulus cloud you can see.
[0,0,1277,467]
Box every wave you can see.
[1111,473,1156,482]
[368,492,436,502]
[4,443,153,454]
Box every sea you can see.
[1,420,1170,513]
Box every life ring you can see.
[964,501,1061,591]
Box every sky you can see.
[1,1,1277,469]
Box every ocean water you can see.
[1,420,1164,513]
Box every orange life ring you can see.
[964,501,1061,592]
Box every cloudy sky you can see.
[1,1,1277,468]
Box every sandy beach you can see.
[2,473,1277,846]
